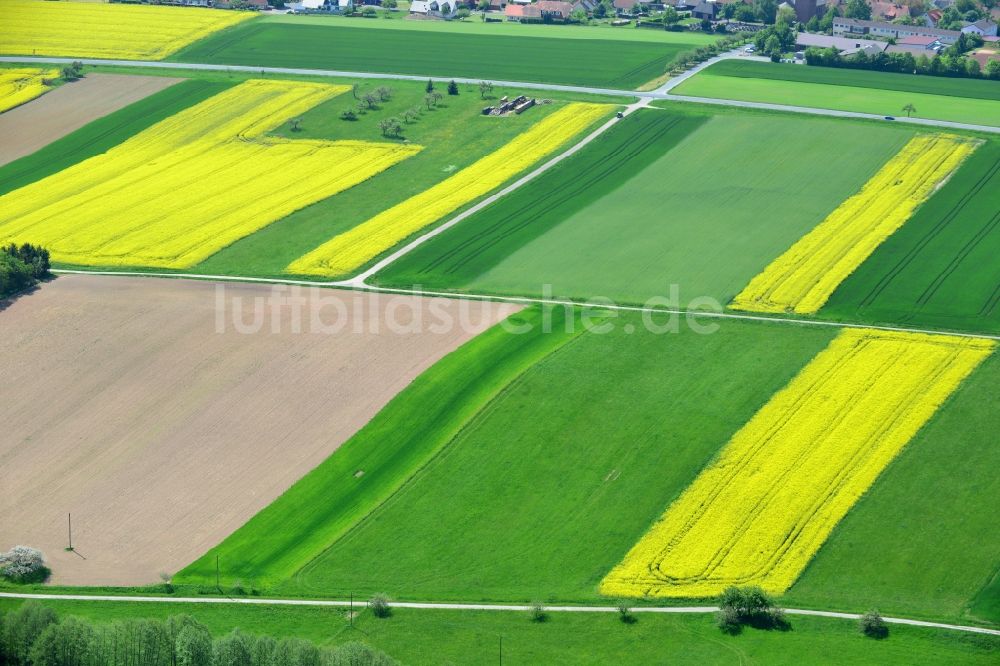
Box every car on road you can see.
[884,116,896,120]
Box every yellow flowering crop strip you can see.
[0,80,420,268]
[287,102,611,277]
[731,134,976,314]
[601,328,994,599]
[0,0,253,60]
[0,67,59,113]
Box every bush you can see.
[340,109,358,121]
[716,606,741,634]
[0,546,49,584]
[369,593,392,618]
[860,609,889,639]
[529,603,547,623]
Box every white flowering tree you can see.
[0,545,48,583]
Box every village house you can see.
[613,0,643,16]
[832,17,962,44]
[505,2,542,19]
[410,0,459,16]
[961,19,998,37]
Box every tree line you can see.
[0,602,397,666]
[805,44,1000,80]
[0,243,50,299]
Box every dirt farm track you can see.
[0,73,180,167]
[0,275,519,586]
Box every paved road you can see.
[2,592,998,637]
[3,56,998,135]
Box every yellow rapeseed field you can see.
[601,328,993,599]
[731,134,976,314]
[0,0,253,60]
[0,80,420,268]
[0,67,58,113]
[286,102,611,277]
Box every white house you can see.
[410,0,459,16]
[962,19,998,37]
[290,0,352,12]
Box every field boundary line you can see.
[2,592,998,636]
[1,56,997,135]
[48,269,1000,342]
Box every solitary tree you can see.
[478,80,494,99]
[447,79,459,95]
[369,593,392,618]
[0,546,48,583]
[289,118,301,132]
[902,103,916,117]
[860,609,889,638]
[425,79,435,93]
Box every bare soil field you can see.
[0,275,518,586]
[0,74,181,167]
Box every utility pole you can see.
[215,554,220,590]
[499,635,502,665]
[350,592,354,628]
[67,513,73,551]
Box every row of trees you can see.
[0,243,50,299]
[669,34,754,72]
[805,45,1000,79]
[0,603,398,666]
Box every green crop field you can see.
[672,60,1000,127]
[821,140,1000,335]
[171,20,703,89]
[177,307,581,588]
[377,108,911,307]
[786,352,1000,623]
[1,600,998,666]
[0,79,232,197]
[262,12,721,44]
[287,316,835,602]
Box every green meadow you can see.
[3,600,997,666]
[377,108,911,307]
[672,60,1000,127]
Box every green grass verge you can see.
[0,79,232,197]
[378,108,911,307]
[287,316,835,601]
[787,352,1000,624]
[1,600,997,665]
[821,140,1000,335]
[672,60,1000,127]
[195,79,614,278]
[171,21,702,89]
[176,306,582,588]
